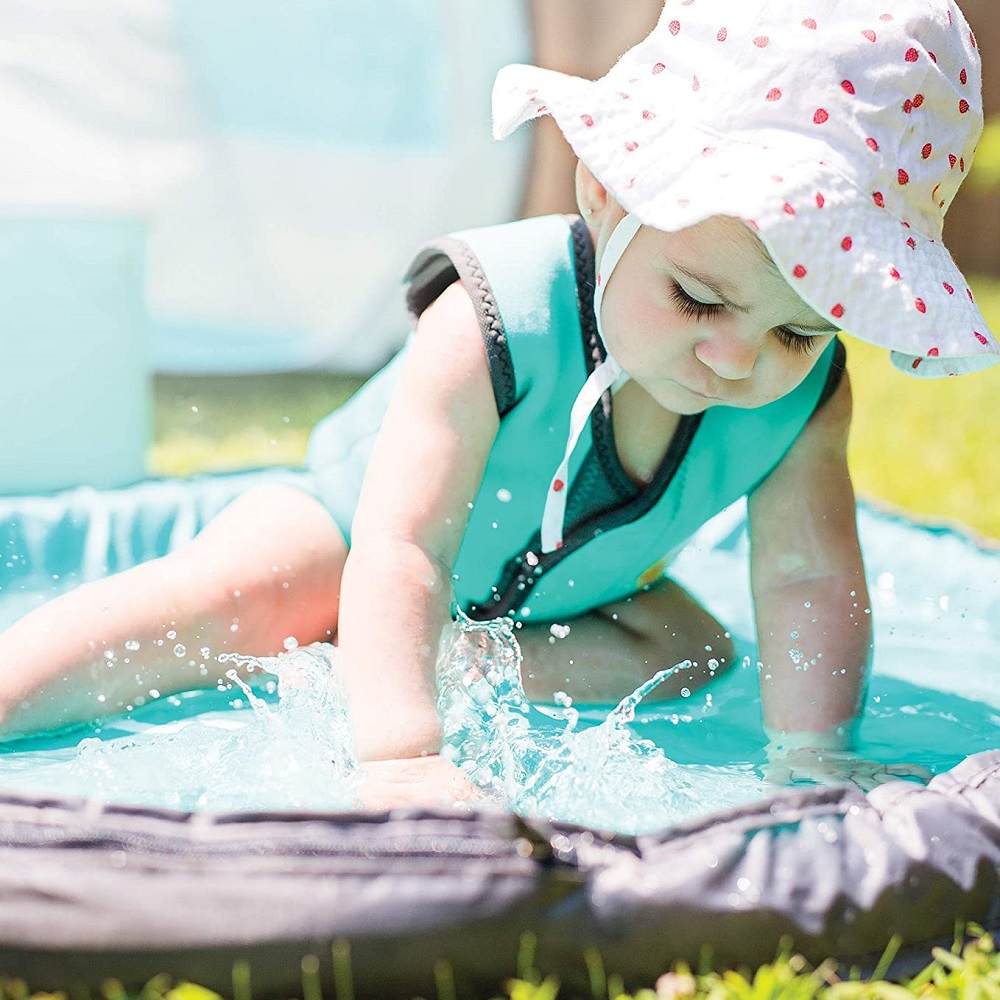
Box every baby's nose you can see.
[694,327,759,380]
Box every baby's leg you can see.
[0,484,347,736]
[516,580,736,703]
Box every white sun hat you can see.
[493,0,998,380]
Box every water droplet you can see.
[680,687,691,698]
[200,647,211,659]
[190,405,199,413]
[148,689,160,699]
[803,601,811,608]
[496,488,512,503]
[166,629,177,640]
[283,636,299,651]
[549,624,571,639]
[173,643,186,657]
[124,639,141,651]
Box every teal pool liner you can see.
[0,469,997,993]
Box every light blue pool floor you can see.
[0,499,997,833]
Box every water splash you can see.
[436,613,763,831]
[0,615,762,828]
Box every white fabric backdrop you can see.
[0,0,532,374]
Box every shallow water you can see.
[0,500,997,833]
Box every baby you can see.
[0,0,994,800]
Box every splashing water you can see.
[0,614,765,829]
[436,613,763,830]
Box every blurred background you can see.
[3,0,999,537]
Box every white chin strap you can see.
[540,212,643,554]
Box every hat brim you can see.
[493,64,1000,378]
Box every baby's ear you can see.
[575,160,612,222]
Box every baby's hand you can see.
[354,755,485,810]
[763,744,932,792]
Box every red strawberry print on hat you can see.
[581,114,595,127]
[898,169,909,185]
[766,88,782,101]
[754,36,770,47]
[552,479,565,492]
[867,137,879,152]
[949,154,958,168]
[793,264,807,278]
[959,99,970,114]
[976,332,989,345]
[816,192,825,208]
[692,76,700,91]
[831,304,845,319]
[669,20,681,35]
[624,140,638,152]
[841,237,853,251]
[862,29,877,42]
[960,68,968,85]
[783,202,796,215]
[903,99,913,114]
[889,267,901,280]
[814,109,829,124]
[717,27,727,41]
[922,143,933,159]
[905,48,919,62]
[943,283,955,294]
[802,18,817,29]
[907,237,917,249]
[842,80,856,95]
[915,298,927,313]
[873,192,885,207]
[927,346,938,355]
[913,94,924,108]
[652,62,665,74]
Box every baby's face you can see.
[596,212,838,414]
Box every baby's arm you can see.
[747,374,871,745]
[335,281,499,762]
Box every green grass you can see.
[6,928,1000,1000]
[150,273,1000,541]
[843,274,1000,541]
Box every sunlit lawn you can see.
[150,275,1000,541]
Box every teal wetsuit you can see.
[307,214,844,623]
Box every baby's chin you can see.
[648,380,730,414]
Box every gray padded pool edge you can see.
[0,751,996,996]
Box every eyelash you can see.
[669,282,818,356]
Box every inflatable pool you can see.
[0,469,998,995]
